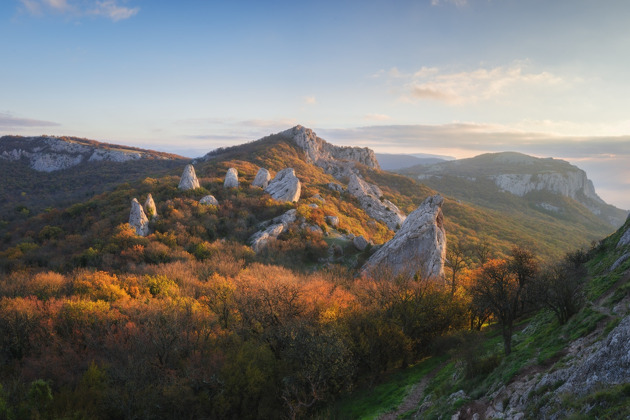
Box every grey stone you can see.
[249,209,298,252]
[326,216,340,228]
[353,235,369,251]
[129,198,150,237]
[252,168,271,188]
[144,193,157,219]
[224,167,239,188]
[199,195,219,206]
[265,168,301,202]
[178,164,200,190]
[347,173,406,231]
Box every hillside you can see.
[399,151,628,228]
[0,135,188,222]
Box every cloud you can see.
[390,63,565,105]
[303,96,317,105]
[431,0,468,7]
[0,112,60,128]
[364,113,392,121]
[18,0,139,21]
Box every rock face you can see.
[252,168,271,188]
[129,198,150,237]
[265,168,301,202]
[144,194,157,219]
[617,222,630,248]
[249,209,297,252]
[280,125,380,178]
[199,195,219,206]
[0,135,178,172]
[347,174,406,231]
[362,195,446,280]
[224,168,239,188]
[178,164,200,190]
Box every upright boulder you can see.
[144,193,157,219]
[252,168,271,188]
[200,195,219,206]
[129,198,150,237]
[178,164,200,190]
[362,195,446,280]
[224,167,239,188]
[265,168,301,202]
[348,174,406,231]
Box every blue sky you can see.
[1,0,629,209]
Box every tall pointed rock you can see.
[144,193,157,219]
[129,198,150,237]
[178,164,200,190]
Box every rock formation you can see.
[280,125,380,178]
[0,135,179,172]
[249,209,297,252]
[326,215,339,228]
[347,173,406,231]
[178,164,200,190]
[199,195,219,206]
[327,183,344,192]
[353,235,369,251]
[129,198,150,237]
[265,168,301,202]
[362,195,446,280]
[144,194,157,219]
[224,167,239,188]
[252,168,271,188]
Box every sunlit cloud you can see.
[18,0,139,21]
[303,96,317,105]
[364,113,392,121]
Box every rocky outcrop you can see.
[199,195,219,206]
[252,168,271,188]
[618,222,630,248]
[327,183,344,192]
[347,174,406,231]
[326,216,340,228]
[0,135,178,172]
[265,168,301,202]
[178,164,200,190]
[129,198,150,237]
[224,168,239,188]
[144,194,157,219]
[362,195,446,280]
[280,125,380,178]
[491,172,603,204]
[353,235,369,251]
[249,209,297,252]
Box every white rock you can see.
[249,209,298,252]
[129,198,150,237]
[199,195,219,206]
[252,168,271,188]
[224,167,239,188]
[353,235,369,251]
[144,193,157,219]
[178,164,200,190]
[265,168,301,202]
[362,194,446,280]
[347,174,406,231]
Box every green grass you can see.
[328,355,447,419]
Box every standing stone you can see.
[129,198,150,237]
[178,164,200,190]
[144,193,157,219]
[224,168,239,188]
[200,195,219,206]
[362,195,446,280]
[265,168,301,202]
[252,168,271,188]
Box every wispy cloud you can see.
[364,113,391,121]
[18,0,139,21]
[431,0,468,7]
[0,112,60,128]
[303,96,317,105]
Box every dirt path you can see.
[378,364,443,420]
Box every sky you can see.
[1,0,629,209]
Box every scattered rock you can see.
[224,167,239,188]
[252,168,271,188]
[178,164,200,190]
[144,193,157,219]
[617,226,630,248]
[362,195,446,280]
[312,194,325,202]
[199,195,219,206]
[347,174,406,231]
[308,203,319,209]
[327,182,344,192]
[129,198,150,236]
[353,235,369,251]
[326,216,340,228]
[265,168,301,202]
[249,209,298,252]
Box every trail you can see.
[378,364,443,420]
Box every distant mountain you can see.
[400,151,628,228]
[0,135,188,221]
[375,153,448,171]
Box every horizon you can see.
[1,0,629,209]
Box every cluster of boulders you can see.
[128,194,158,237]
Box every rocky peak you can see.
[362,194,446,280]
[0,135,180,172]
[280,125,380,177]
[129,198,150,237]
[178,164,200,190]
